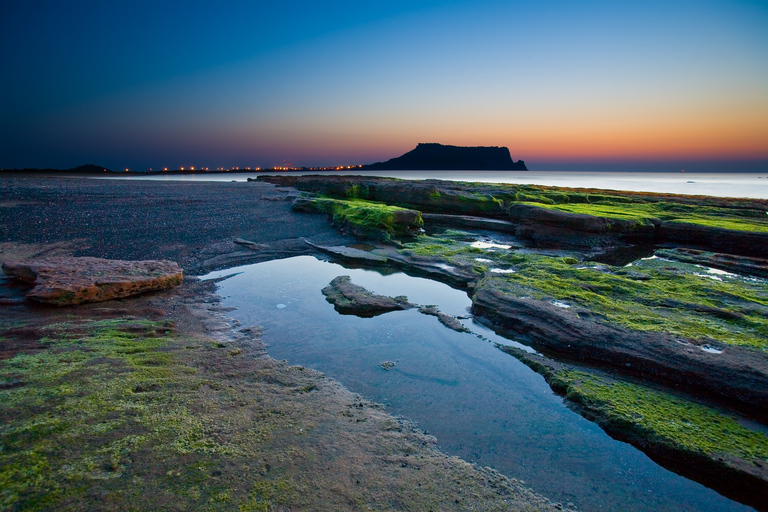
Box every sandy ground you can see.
[0,175,570,511]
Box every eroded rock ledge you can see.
[259,175,768,257]
[2,257,183,305]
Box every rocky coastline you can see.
[3,173,768,510]
[0,175,572,511]
[257,174,768,511]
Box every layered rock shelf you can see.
[2,257,183,305]
[259,174,768,257]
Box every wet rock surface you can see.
[2,257,183,305]
[500,345,768,511]
[471,278,768,422]
[659,247,768,279]
[322,275,412,317]
[508,203,658,249]
[260,174,768,256]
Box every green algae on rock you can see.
[498,345,768,509]
[262,175,768,256]
[292,196,423,241]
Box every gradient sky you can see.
[2,0,767,171]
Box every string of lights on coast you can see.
[117,165,365,173]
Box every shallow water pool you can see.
[202,256,753,512]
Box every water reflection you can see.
[202,256,752,512]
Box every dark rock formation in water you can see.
[322,275,412,317]
[362,143,527,171]
[2,257,183,305]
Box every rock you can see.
[421,213,518,234]
[322,276,413,317]
[2,257,183,305]
[292,197,423,241]
[657,248,768,279]
[417,305,469,332]
[361,143,527,171]
[260,175,768,257]
[471,277,768,422]
[233,238,267,250]
[658,223,768,260]
[379,361,396,371]
[304,240,389,264]
[508,204,658,249]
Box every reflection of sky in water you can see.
[202,256,752,512]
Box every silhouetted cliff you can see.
[362,143,527,171]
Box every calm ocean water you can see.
[104,170,768,199]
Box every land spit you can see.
[0,176,572,511]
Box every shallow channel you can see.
[202,255,754,512]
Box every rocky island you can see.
[362,142,528,170]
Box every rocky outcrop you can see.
[657,248,768,279]
[659,222,768,259]
[508,204,658,249]
[292,197,423,241]
[471,277,768,422]
[421,213,518,234]
[2,257,183,305]
[259,175,768,257]
[500,346,768,512]
[362,143,527,170]
[321,276,412,317]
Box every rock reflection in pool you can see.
[202,256,752,512]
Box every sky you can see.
[1,0,767,172]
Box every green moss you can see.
[300,197,423,241]
[345,184,369,199]
[516,199,768,233]
[239,479,300,511]
[552,370,768,463]
[399,231,768,349]
[0,319,285,510]
[664,218,768,233]
[489,253,768,349]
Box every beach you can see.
[0,175,569,511]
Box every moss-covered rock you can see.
[499,345,768,510]
[292,197,422,241]
[262,175,768,255]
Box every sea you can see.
[102,170,768,200]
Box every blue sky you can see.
[1,0,767,171]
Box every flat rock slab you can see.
[305,240,389,263]
[322,275,411,317]
[2,257,183,305]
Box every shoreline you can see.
[3,174,768,510]
[0,176,571,511]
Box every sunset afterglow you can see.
[1,1,766,171]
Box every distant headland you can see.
[1,144,528,174]
[362,143,527,171]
